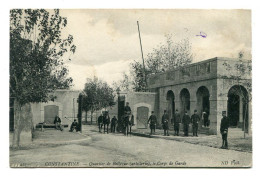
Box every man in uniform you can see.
[202,110,209,127]
[182,111,190,136]
[69,119,78,132]
[97,113,103,133]
[124,102,131,115]
[173,109,181,136]
[161,110,169,136]
[191,110,200,137]
[148,111,157,135]
[111,116,117,133]
[220,111,229,149]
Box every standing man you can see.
[148,111,157,135]
[98,113,103,133]
[111,116,117,133]
[182,111,190,136]
[173,109,181,136]
[191,110,200,137]
[161,110,169,136]
[220,111,229,149]
[203,111,209,127]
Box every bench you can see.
[36,123,69,129]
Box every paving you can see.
[131,127,252,152]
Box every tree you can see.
[221,52,252,138]
[10,9,76,147]
[131,34,193,91]
[112,72,133,92]
[83,78,115,124]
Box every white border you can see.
[1,0,260,176]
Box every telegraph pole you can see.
[137,21,147,91]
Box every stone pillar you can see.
[238,96,243,128]
[158,88,167,126]
[248,101,252,136]
[216,97,228,136]
[208,99,218,135]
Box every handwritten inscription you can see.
[196,31,207,38]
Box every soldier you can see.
[173,109,181,136]
[182,111,190,136]
[129,114,135,135]
[220,111,229,149]
[98,113,103,133]
[124,102,132,115]
[202,111,209,127]
[161,110,169,136]
[69,119,78,132]
[111,116,117,133]
[148,111,157,135]
[191,110,200,137]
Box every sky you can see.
[59,9,251,90]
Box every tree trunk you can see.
[91,111,93,125]
[12,101,22,148]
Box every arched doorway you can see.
[196,86,210,116]
[180,88,190,117]
[166,90,175,120]
[227,85,249,132]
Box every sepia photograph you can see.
[8,8,252,168]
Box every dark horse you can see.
[123,113,134,136]
[103,113,110,134]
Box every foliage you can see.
[83,77,115,115]
[112,72,133,92]
[130,34,193,91]
[10,9,76,147]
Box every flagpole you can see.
[137,21,147,91]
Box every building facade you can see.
[147,57,252,135]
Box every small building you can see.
[147,57,251,135]
[9,89,81,146]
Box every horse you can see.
[123,113,134,136]
[103,114,110,134]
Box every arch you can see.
[180,88,191,117]
[196,86,210,114]
[227,85,249,132]
[196,86,210,127]
[166,90,175,120]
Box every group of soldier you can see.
[151,109,229,149]
[149,109,202,137]
[97,102,135,136]
[97,112,118,134]
[95,102,229,149]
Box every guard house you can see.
[147,57,252,135]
